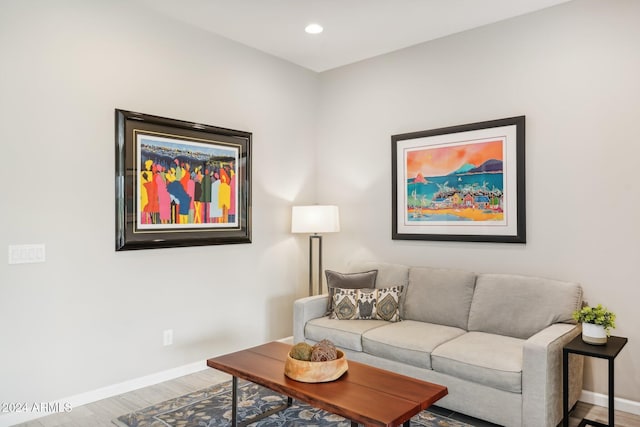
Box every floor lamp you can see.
[291,205,340,296]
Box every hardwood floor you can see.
[12,369,640,427]
[568,401,640,427]
[13,369,230,427]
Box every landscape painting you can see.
[392,116,525,243]
[405,139,505,223]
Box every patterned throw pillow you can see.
[325,270,378,314]
[332,288,359,320]
[356,288,377,319]
[331,286,403,322]
[375,286,403,322]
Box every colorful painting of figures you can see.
[136,134,240,229]
[405,139,505,222]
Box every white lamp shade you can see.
[291,205,340,234]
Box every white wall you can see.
[317,0,640,402]
[2,0,639,417]
[0,0,317,407]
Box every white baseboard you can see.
[277,335,293,344]
[0,360,208,427]
[580,390,640,416]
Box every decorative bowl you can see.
[284,350,348,383]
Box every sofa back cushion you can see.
[403,267,477,330]
[347,261,409,289]
[348,261,410,316]
[468,274,583,339]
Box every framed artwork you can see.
[115,109,251,250]
[392,116,525,243]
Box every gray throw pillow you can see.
[325,269,378,314]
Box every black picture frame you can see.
[115,109,251,250]
[392,116,525,243]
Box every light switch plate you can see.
[8,244,46,264]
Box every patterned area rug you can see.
[113,380,473,427]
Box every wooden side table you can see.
[562,335,628,427]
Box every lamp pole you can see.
[309,234,323,295]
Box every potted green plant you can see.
[572,304,616,345]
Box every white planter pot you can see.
[582,322,607,345]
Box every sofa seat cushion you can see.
[431,332,524,393]
[362,320,466,369]
[305,316,388,352]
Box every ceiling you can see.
[136,0,572,72]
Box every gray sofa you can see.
[293,261,585,427]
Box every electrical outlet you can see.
[163,329,173,346]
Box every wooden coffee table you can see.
[207,341,447,427]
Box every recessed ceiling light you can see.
[305,23,323,34]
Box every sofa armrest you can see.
[293,295,329,343]
[522,323,583,427]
